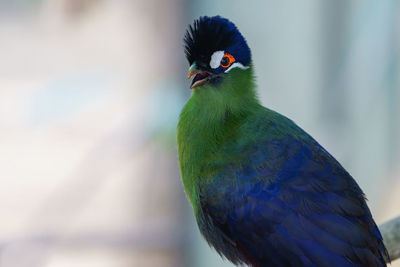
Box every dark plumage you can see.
[184,16,251,67]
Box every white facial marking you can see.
[210,51,225,69]
[224,62,249,73]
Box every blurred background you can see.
[0,0,399,266]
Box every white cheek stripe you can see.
[224,62,249,73]
[210,51,225,69]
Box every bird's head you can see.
[184,16,252,90]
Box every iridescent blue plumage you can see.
[178,16,389,267]
[196,109,388,266]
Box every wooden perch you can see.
[380,215,400,262]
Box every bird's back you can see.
[195,107,389,267]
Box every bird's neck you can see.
[177,67,260,206]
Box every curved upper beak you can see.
[187,63,201,79]
[187,62,213,89]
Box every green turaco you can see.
[177,16,389,267]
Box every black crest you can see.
[184,16,237,65]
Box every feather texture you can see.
[195,110,388,266]
[178,16,389,267]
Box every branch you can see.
[380,216,400,262]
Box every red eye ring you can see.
[220,53,235,68]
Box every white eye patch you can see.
[209,50,250,72]
[224,62,249,73]
[209,51,225,69]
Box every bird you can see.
[177,16,389,267]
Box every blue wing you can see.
[199,132,388,267]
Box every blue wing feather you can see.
[197,114,388,266]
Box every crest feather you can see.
[184,16,238,65]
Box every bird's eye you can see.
[220,53,235,68]
[220,57,230,67]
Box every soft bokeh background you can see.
[0,0,399,266]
